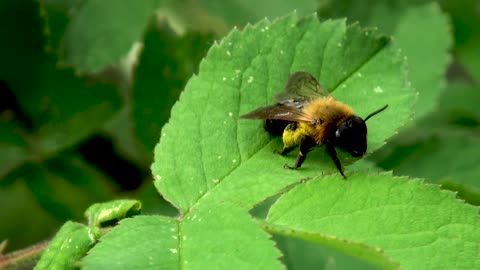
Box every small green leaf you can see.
[59,0,160,72]
[267,172,480,270]
[34,221,98,270]
[82,202,283,270]
[85,200,142,227]
[81,216,179,270]
[152,13,414,212]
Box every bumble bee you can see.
[240,71,388,178]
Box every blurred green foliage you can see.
[0,0,479,269]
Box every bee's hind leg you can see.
[275,123,298,155]
[284,136,316,170]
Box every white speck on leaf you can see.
[226,50,231,56]
[217,155,222,159]
[213,179,219,184]
[232,159,237,163]
[183,235,187,241]
[337,42,342,47]
[235,69,241,74]
[247,76,254,83]
[341,84,347,89]
[222,77,227,81]
[357,73,362,77]
[228,112,233,117]
[170,249,177,254]
[170,228,175,232]
[155,175,162,181]
[373,86,384,93]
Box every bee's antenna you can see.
[364,104,388,122]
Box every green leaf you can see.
[372,83,480,205]
[0,0,122,165]
[318,0,432,33]
[445,0,480,82]
[31,65,122,155]
[267,172,480,270]
[82,202,283,270]
[85,199,141,227]
[0,122,29,178]
[265,223,400,270]
[132,25,213,156]
[34,221,98,270]
[159,0,318,35]
[40,0,83,54]
[20,156,116,220]
[392,3,452,116]
[320,1,452,116]
[0,179,62,252]
[374,129,480,206]
[59,0,160,72]
[81,216,178,270]
[152,14,414,212]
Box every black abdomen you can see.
[263,119,294,136]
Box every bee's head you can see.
[334,116,367,157]
[334,105,388,157]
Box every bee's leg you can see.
[275,123,298,155]
[326,143,346,179]
[284,136,315,169]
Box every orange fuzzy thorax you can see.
[300,97,355,144]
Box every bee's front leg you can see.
[284,136,316,169]
[326,142,346,179]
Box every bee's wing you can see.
[240,103,315,124]
[274,71,331,102]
